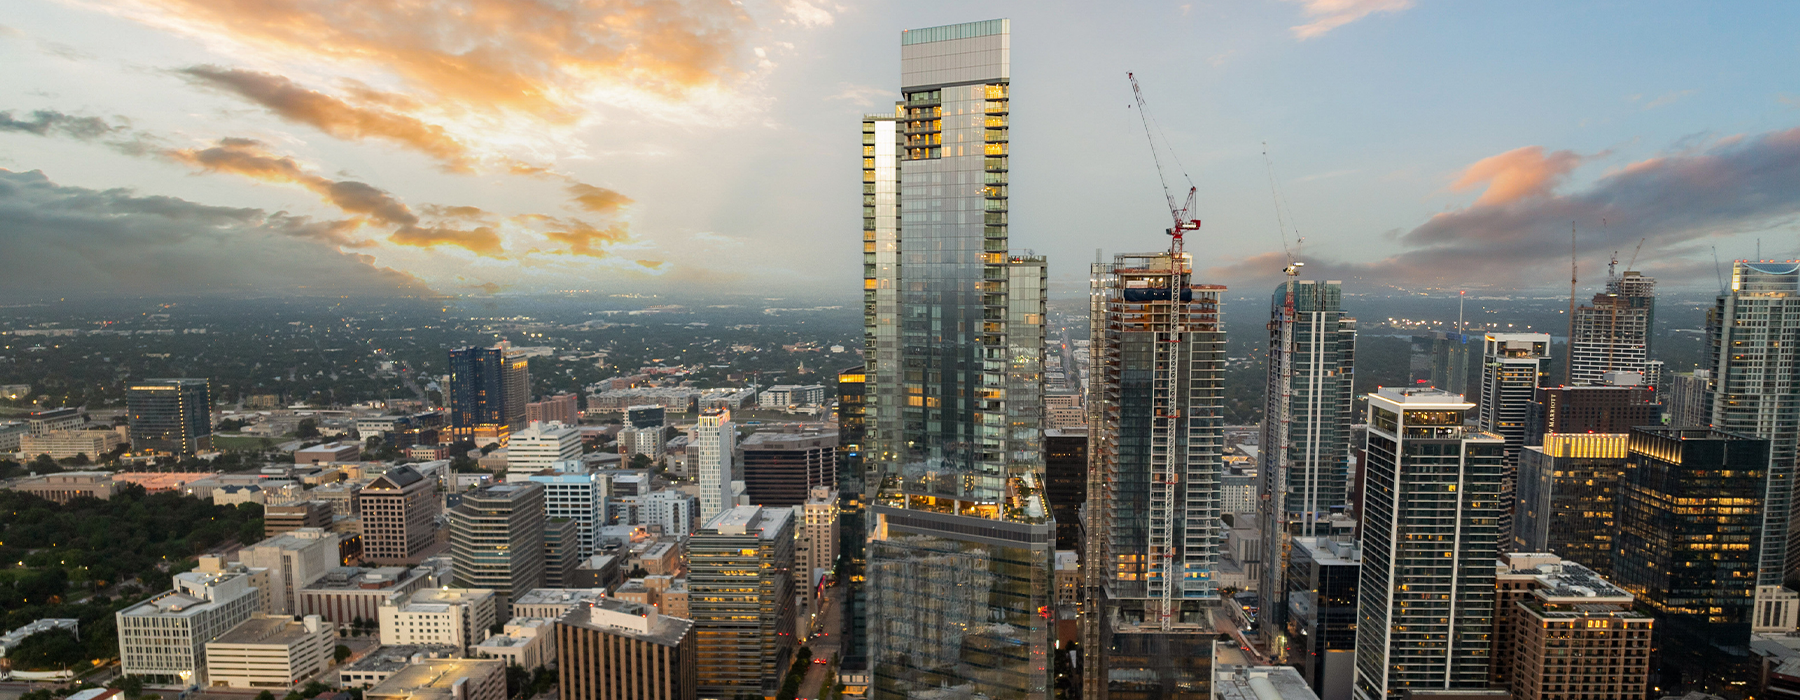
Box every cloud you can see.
[1449,146,1583,206]
[1204,127,1800,288]
[1643,90,1696,110]
[1285,0,1414,40]
[782,0,833,27]
[0,168,424,297]
[0,109,117,139]
[543,219,629,258]
[826,83,891,108]
[388,224,504,256]
[179,66,477,170]
[566,183,633,214]
[637,259,665,269]
[167,138,419,227]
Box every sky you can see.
[2,0,1798,300]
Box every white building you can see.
[203,614,337,689]
[510,588,606,620]
[378,588,498,650]
[626,489,700,536]
[117,567,261,686]
[526,464,606,557]
[506,421,582,474]
[470,618,554,672]
[794,486,838,634]
[19,429,124,460]
[758,385,827,408]
[236,528,339,615]
[694,409,737,523]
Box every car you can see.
[814,658,829,665]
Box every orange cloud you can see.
[181,66,477,171]
[1286,0,1414,40]
[167,138,420,225]
[636,259,665,269]
[567,183,633,214]
[543,219,628,258]
[391,225,504,257]
[1450,146,1583,206]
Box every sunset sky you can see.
[3,0,1797,298]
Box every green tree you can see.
[257,691,277,700]
[110,674,145,699]
[335,644,352,664]
[296,418,321,439]
[238,518,265,545]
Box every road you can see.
[798,585,845,700]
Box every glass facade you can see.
[127,378,212,455]
[448,345,530,441]
[861,18,1053,700]
[1512,434,1628,576]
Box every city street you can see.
[798,585,845,700]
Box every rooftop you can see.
[211,615,326,646]
[1215,666,1319,700]
[701,504,792,538]
[341,645,464,674]
[561,598,691,647]
[305,566,423,592]
[365,658,505,700]
[511,588,605,607]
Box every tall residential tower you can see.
[1569,271,1656,385]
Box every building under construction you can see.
[1083,250,1224,700]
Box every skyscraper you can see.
[448,482,547,611]
[1083,251,1223,700]
[358,465,440,564]
[739,431,837,508]
[1513,433,1628,575]
[1569,271,1656,385]
[693,408,738,524]
[1354,388,1505,700]
[448,344,530,444]
[860,18,1054,700]
[1477,332,1550,554]
[127,378,212,454]
[836,366,866,486]
[1259,278,1356,654]
[1707,261,1800,585]
[689,505,795,700]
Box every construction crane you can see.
[1261,143,1302,664]
[1127,71,1200,630]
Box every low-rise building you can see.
[1216,666,1319,700]
[296,442,361,465]
[237,528,339,615]
[117,567,261,686]
[300,566,435,631]
[556,599,695,700]
[203,614,336,688]
[364,658,505,700]
[1054,551,1080,605]
[338,645,462,688]
[511,589,606,620]
[569,556,621,592]
[19,429,123,460]
[6,471,117,503]
[0,618,79,661]
[470,618,554,672]
[265,501,335,536]
[379,588,498,650]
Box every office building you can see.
[203,614,336,689]
[527,466,605,557]
[543,518,580,588]
[628,489,699,536]
[1524,378,1661,445]
[448,482,547,609]
[6,471,117,503]
[1513,433,1628,575]
[526,394,581,427]
[364,658,505,700]
[1706,261,1800,584]
[117,567,261,686]
[512,588,606,620]
[620,426,664,460]
[1082,250,1223,700]
[739,431,837,508]
[448,344,531,444]
[693,409,737,524]
[759,384,827,408]
[19,429,124,460]
[1259,278,1357,650]
[263,501,333,536]
[1668,370,1712,427]
[127,378,212,455]
[26,407,83,434]
[1216,667,1319,700]
[556,598,695,700]
[340,651,472,693]
[295,441,360,465]
[625,405,666,430]
[1044,428,1087,552]
[1354,388,1506,700]
[1286,537,1359,700]
[507,421,583,474]
[359,466,440,564]
[836,367,867,485]
[796,486,839,630]
[1477,332,1551,555]
[378,588,499,649]
[859,19,1055,700]
[1613,427,1767,649]
[299,566,435,630]
[1569,271,1657,385]
[471,617,554,672]
[689,505,795,699]
[236,528,338,615]
[1491,553,1652,700]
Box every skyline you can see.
[3,1,1799,299]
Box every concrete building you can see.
[19,430,124,460]
[364,658,506,700]
[265,501,335,537]
[1054,551,1080,605]
[693,409,737,524]
[1354,388,1506,700]
[360,466,441,564]
[300,566,436,631]
[203,614,336,689]
[544,518,581,588]
[5,471,117,503]
[237,528,339,615]
[471,618,554,672]
[1287,537,1360,700]
[758,384,826,408]
[296,441,361,465]
[127,378,212,455]
[448,482,546,610]
[1493,553,1652,700]
[556,598,695,700]
[511,589,606,620]
[1476,332,1551,555]
[625,489,699,536]
[1569,271,1656,386]
[1668,369,1712,427]
[569,557,622,592]
[690,505,795,699]
[526,466,605,557]
[526,394,581,427]
[379,588,499,650]
[117,567,261,686]
[1525,378,1661,443]
[795,486,838,631]
[338,645,463,688]
[1083,250,1222,699]
[1216,666,1320,700]
[507,421,583,474]
[739,431,837,509]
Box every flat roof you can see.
[366,658,504,700]
[512,588,604,607]
[562,599,691,647]
[342,645,463,674]
[210,616,318,646]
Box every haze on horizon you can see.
[2,0,1797,301]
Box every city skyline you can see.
[4,2,1799,299]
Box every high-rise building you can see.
[556,598,696,700]
[1668,369,1713,426]
[796,486,839,635]
[1408,331,1476,399]
[117,566,261,686]
[693,409,738,524]
[506,421,583,474]
[1492,553,1652,700]
[1259,278,1357,652]
[127,378,212,455]
[859,19,1054,700]
[739,431,837,508]
[525,393,580,427]
[448,482,547,610]
[1513,433,1628,575]
[837,367,867,486]
[1523,377,1661,444]
[526,466,605,557]
[541,517,579,588]
[1569,271,1656,385]
[1044,428,1087,552]
[1354,388,1505,700]
[236,528,338,616]
[1083,251,1224,700]
[689,505,795,699]
[1477,332,1551,555]
[358,466,440,564]
[1706,260,1800,585]
[448,344,530,444]
[625,405,666,430]
[1613,427,1768,649]
[1286,537,1359,700]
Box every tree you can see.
[301,680,333,698]
[239,518,265,545]
[110,674,145,699]
[335,644,352,664]
[505,664,531,699]
[297,418,321,439]
[257,691,277,700]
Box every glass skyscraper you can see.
[860,18,1054,700]
[127,378,212,455]
[447,344,530,444]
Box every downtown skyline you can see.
[2,1,1799,300]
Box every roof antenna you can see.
[1713,246,1725,293]
[1565,222,1576,384]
